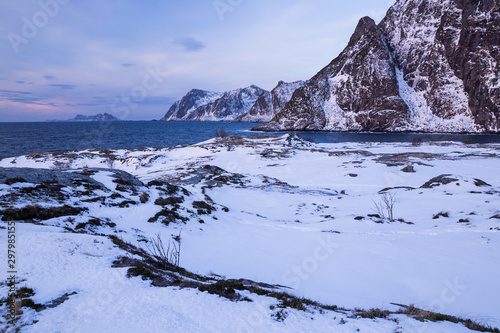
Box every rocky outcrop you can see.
[256,17,409,132]
[162,86,267,121]
[255,0,499,133]
[235,80,305,122]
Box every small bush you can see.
[372,192,397,221]
[272,309,288,322]
[145,232,181,268]
[108,235,143,255]
[198,280,244,301]
[398,305,500,332]
[127,263,158,281]
[51,161,71,170]
[215,128,227,139]
[100,149,116,168]
[356,308,390,319]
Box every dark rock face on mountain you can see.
[162,86,267,121]
[160,89,223,121]
[235,80,305,122]
[256,17,410,132]
[255,0,499,133]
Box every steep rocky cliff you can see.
[160,89,223,121]
[162,86,266,121]
[255,0,499,132]
[235,80,305,122]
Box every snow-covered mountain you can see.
[160,89,223,121]
[235,80,305,122]
[255,0,499,133]
[161,85,267,121]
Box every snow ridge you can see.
[162,86,266,121]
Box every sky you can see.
[0,0,395,122]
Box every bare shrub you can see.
[215,128,227,141]
[145,231,181,267]
[101,149,116,168]
[51,160,71,170]
[373,192,396,221]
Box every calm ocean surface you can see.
[0,121,499,159]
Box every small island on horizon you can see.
[46,113,119,122]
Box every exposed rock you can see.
[0,205,87,221]
[0,167,105,189]
[255,0,499,133]
[106,169,144,187]
[162,86,267,121]
[254,16,409,132]
[421,174,459,188]
[474,178,491,187]
[161,89,223,121]
[401,165,416,173]
[36,292,78,312]
[236,80,305,122]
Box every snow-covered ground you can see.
[0,134,499,332]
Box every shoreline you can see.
[1,135,499,331]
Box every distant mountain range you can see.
[161,85,266,121]
[48,113,119,122]
[162,0,499,133]
[160,82,304,122]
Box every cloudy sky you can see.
[0,0,394,121]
